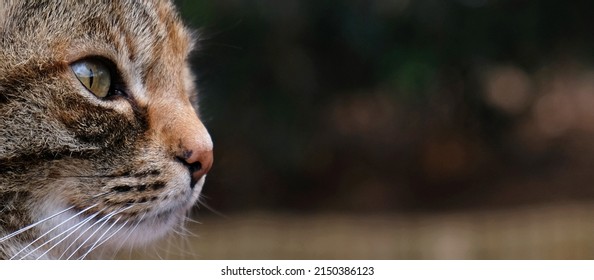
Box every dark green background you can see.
[175,0,594,214]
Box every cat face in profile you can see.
[0,0,213,259]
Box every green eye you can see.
[71,59,111,98]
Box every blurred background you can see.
[157,0,594,259]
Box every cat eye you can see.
[71,59,112,98]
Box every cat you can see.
[0,0,213,259]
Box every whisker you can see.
[197,197,227,218]
[78,217,122,260]
[166,222,200,259]
[98,219,130,259]
[116,212,146,260]
[65,205,132,260]
[170,225,198,238]
[81,219,129,260]
[58,175,130,179]
[0,188,114,245]
[10,203,99,260]
[182,216,202,225]
[65,214,115,260]
[0,205,76,243]
[92,191,115,198]
[34,211,102,260]
[91,219,129,252]
[58,208,121,259]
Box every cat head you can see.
[0,0,212,259]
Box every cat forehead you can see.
[1,0,194,62]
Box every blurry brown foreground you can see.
[125,203,593,260]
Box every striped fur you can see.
[0,0,213,259]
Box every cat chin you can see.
[26,205,180,259]
[31,185,203,259]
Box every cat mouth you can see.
[13,171,207,259]
[121,174,205,226]
[65,170,205,222]
[33,195,197,259]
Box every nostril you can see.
[177,156,201,171]
[176,148,213,188]
[188,161,202,174]
[176,156,205,188]
[188,161,203,188]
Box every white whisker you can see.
[35,211,102,260]
[79,219,129,260]
[183,216,202,225]
[58,209,122,260]
[0,205,76,243]
[65,214,115,260]
[177,223,199,238]
[77,216,121,260]
[177,216,199,259]
[116,212,145,260]
[197,198,227,218]
[65,205,132,260]
[10,203,98,260]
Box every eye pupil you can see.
[71,59,112,98]
[88,68,94,88]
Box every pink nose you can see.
[180,148,213,187]
[147,95,213,187]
